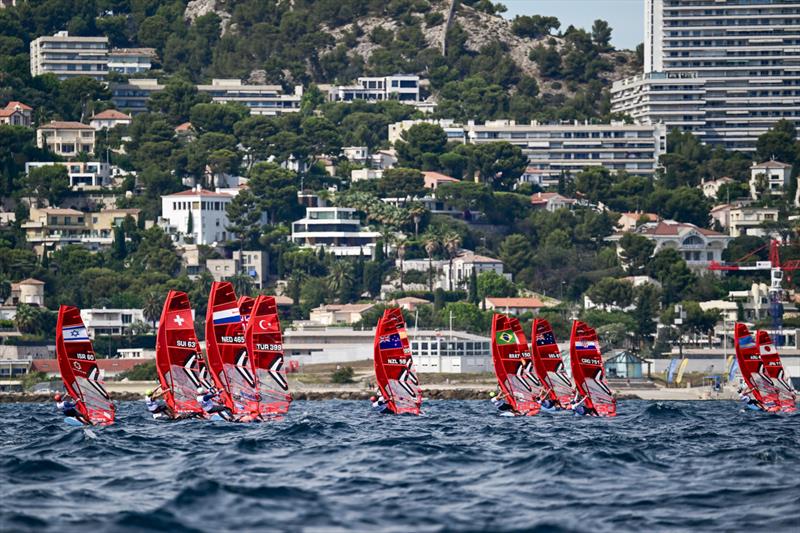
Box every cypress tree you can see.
[468,269,478,304]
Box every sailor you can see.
[54,392,90,425]
[370,391,394,414]
[569,392,598,416]
[737,386,763,410]
[144,386,174,418]
[489,390,515,413]
[196,386,234,421]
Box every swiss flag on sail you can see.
[253,316,279,333]
[166,310,193,330]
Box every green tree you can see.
[633,283,661,347]
[618,233,655,275]
[499,234,533,275]
[14,304,44,335]
[377,168,425,198]
[477,270,516,300]
[247,163,301,224]
[189,102,249,135]
[648,249,696,305]
[511,15,561,39]
[591,19,613,51]
[331,366,355,384]
[148,79,211,124]
[586,277,634,309]
[395,123,448,169]
[755,120,799,165]
[142,290,163,331]
[24,165,70,208]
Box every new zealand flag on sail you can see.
[379,333,402,350]
[536,331,556,346]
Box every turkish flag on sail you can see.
[253,316,279,333]
[166,310,193,330]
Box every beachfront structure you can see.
[79,308,148,338]
[412,331,493,373]
[160,187,232,245]
[206,250,269,288]
[291,207,381,257]
[728,206,779,238]
[749,160,793,200]
[608,219,732,271]
[29,31,108,80]
[389,119,667,185]
[0,101,33,127]
[612,0,800,151]
[328,75,421,103]
[25,161,111,190]
[21,207,141,257]
[111,78,165,114]
[36,121,96,157]
[196,79,303,115]
[89,109,132,130]
[107,47,156,74]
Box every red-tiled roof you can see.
[175,122,193,132]
[39,121,93,130]
[423,171,459,189]
[620,212,658,221]
[17,278,45,285]
[753,160,791,169]
[164,188,232,198]
[3,101,32,111]
[91,109,131,120]
[486,297,545,308]
[641,221,726,237]
[530,192,576,205]
[273,295,294,306]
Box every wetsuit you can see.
[197,391,233,421]
[57,399,82,419]
[145,396,169,415]
[491,396,514,412]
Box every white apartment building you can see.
[729,206,779,238]
[291,207,381,257]
[25,161,111,190]
[111,78,165,114]
[328,75,421,103]
[608,219,732,271]
[206,250,269,288]
[36,121,96,156]
[612,0,800,150]
[160,187,233,245]
[389,119,666,184]
[196,79,303,115]
[89,109,132,130]
[30,31,108,80]
[79,308,147,338]
[749,160,793,199]
[443,251,510,291]
[107,48,155,74]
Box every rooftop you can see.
[422,171,459,189]
[752,161,791,169]
[485,297,545,308]
[38,121,94,130]
[639,220,727,238]
[164,188,232,198]
[91,109,131,120]
[531,192,577,205]
[455,251,503,264]
[312,303,375,313]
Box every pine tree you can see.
[468,270,478,304]
[112,225,127,260]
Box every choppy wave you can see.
[1,400,798,532]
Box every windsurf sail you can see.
[490,313,541,415]
[755,330,796,412]
[569,321,616,417]
[205,281,259,415]
[531,318,574,407]
[245,295,292,415]
[373,308,422,415]
[155,290,209,417]
[238,296,255,328]
[56,305,114,425]
[734,323,779,411]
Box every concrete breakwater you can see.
[0,389,648,403]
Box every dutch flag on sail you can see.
[63,325,89,342]
[213,307,241,325]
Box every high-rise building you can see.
[612,0,800,150]
[29,31,108,80]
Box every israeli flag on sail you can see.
[213,307,241,325]
[63,325,89,342]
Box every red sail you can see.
[734,323,779,411]
[531,318,574,407]
[491,313,541,415]
[205,281,259,415]
[238,296,255,328]
[56,305,114,425]
[155,290,209,416]
[245,295,292,415]
[569,321,616,417]
[373,308,422,415]
[755,330,796,412]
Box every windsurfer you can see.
[145,386,175,418]
[196,386,234,421]
[489,390,516,413]
[737,386,764,410]
[370,391,395,414]
[54,393,90,425]
[569,392,598,416]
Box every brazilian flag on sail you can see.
[495,329,517,346]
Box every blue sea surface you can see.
[1,400,798,532]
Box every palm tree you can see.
[14,304,42,335]
[142,290,163,331]
[443,232,462,291]
[408,204,426,237]
[423,233,439,292]
[230,273,254,298]
[327,261,354,302]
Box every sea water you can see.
[1,400,798,532]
